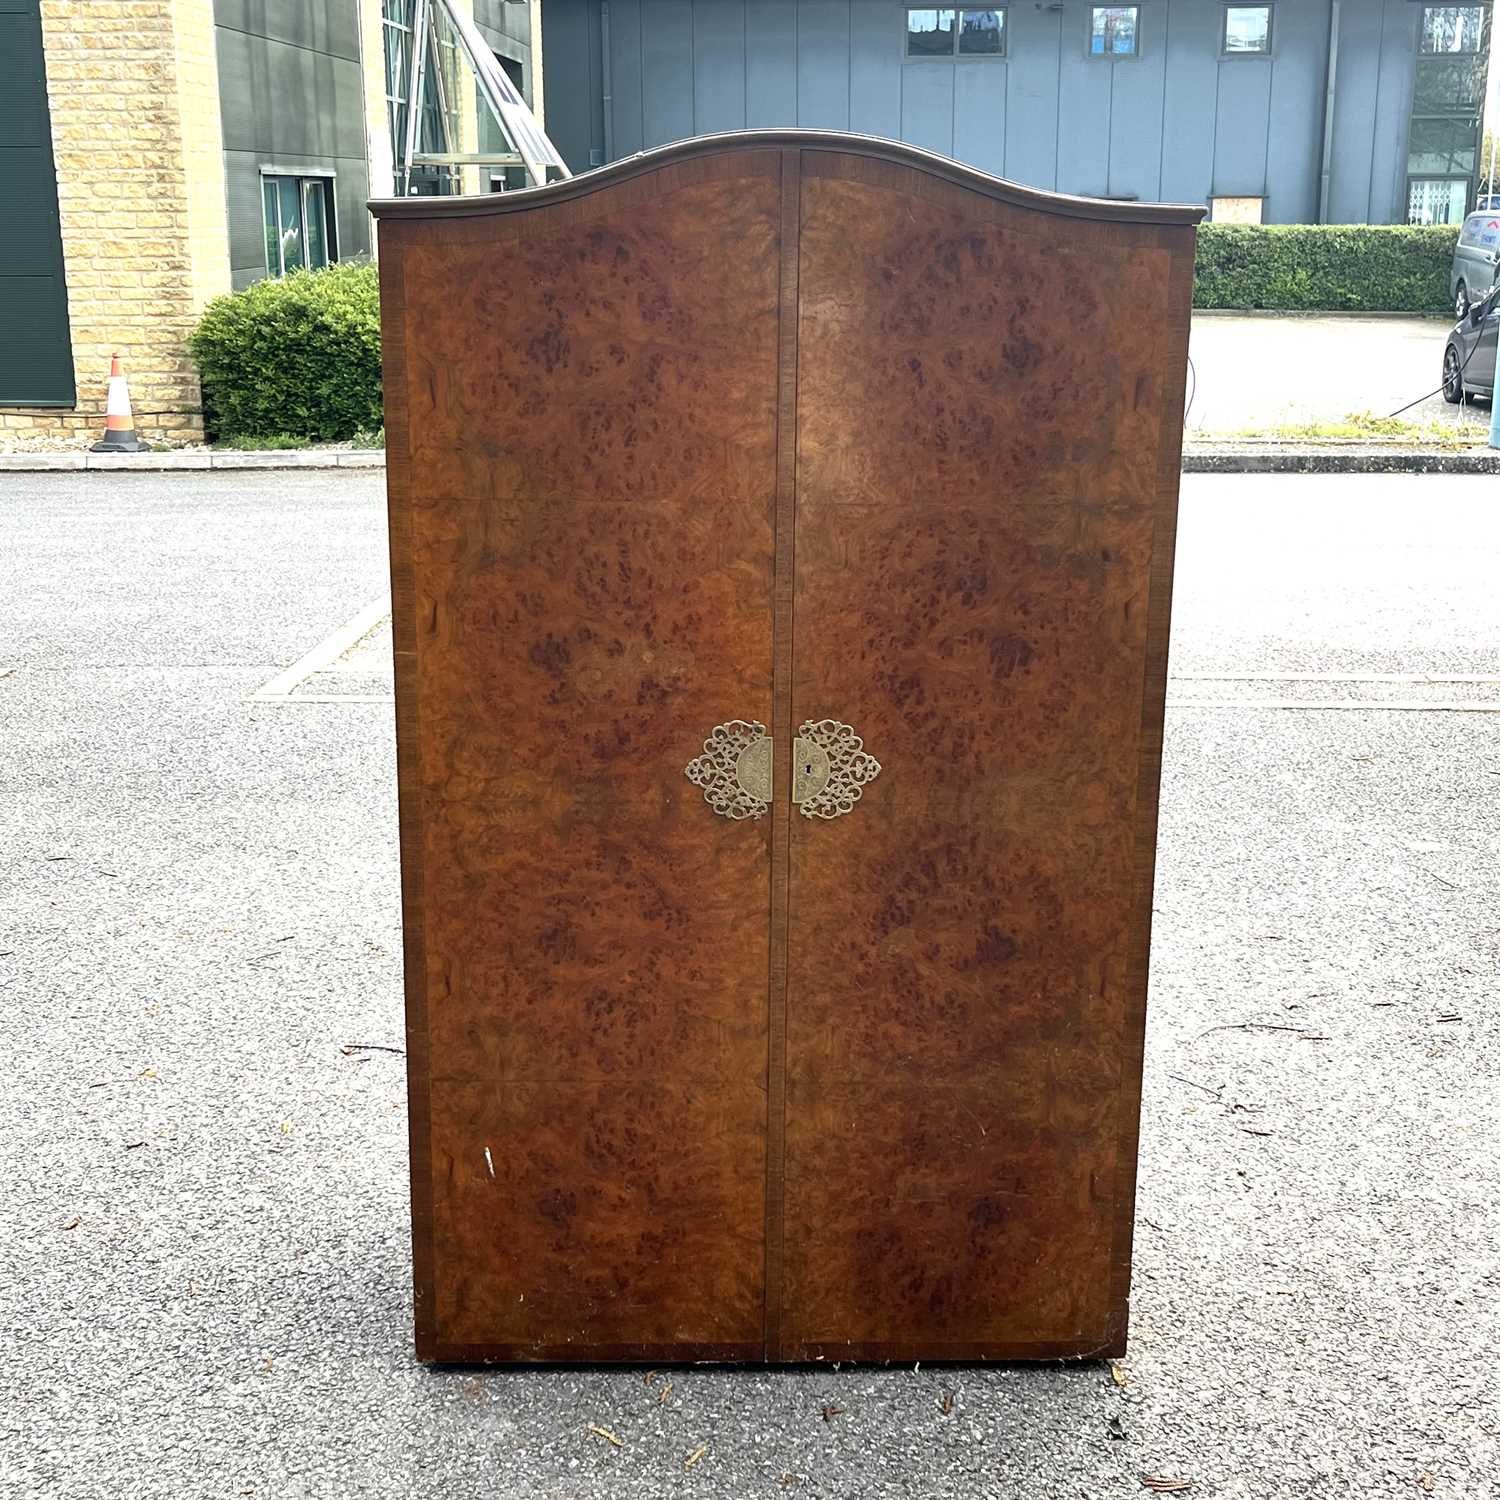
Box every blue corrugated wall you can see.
[540,0,1429,223]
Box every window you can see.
[1408,118,1479,176]
[958,8,1006,54]
[1408,6,1487,227]
[1407,177,1470,224]
[905,8,1007,58]
[1413,53,1486,111]
[906,8,955,55]
[382,0,412,177]
[1222,5,1271,54]
[262,175,336,277]
[383,0,464,194]
[1420,6,1485,53]
[1458,213,1500,247]
[1090,6,1138,56]
[481,52,529,191]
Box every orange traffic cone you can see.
[90,354,149,453]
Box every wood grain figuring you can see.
[383,157,782,1360]
[783,153,1190,1359]
[763,148,800,1362]
[374,132,1201,1364]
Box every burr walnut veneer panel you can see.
[784,156,1192,1360]
[379,153,782,1361]
[373,133,1201,1364]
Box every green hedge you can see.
[1193,223,1458,313]
[189,261,382,442]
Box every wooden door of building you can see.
[373,133,1201,1364]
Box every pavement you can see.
[3,470,1498,1499]
[1186,312,1472,434]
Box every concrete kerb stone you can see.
[1184,446,1500,475]
[0,453,87,471]
[208,450,350,469]
[2,446,1498,477]
[0,449,387,474]
[1191,308,1452,321]
[87,451,212,471]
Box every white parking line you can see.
[247,619,1500,712]
[248,594,391,703]
[1166,699,1500,712]
[1168,671,1500,710]
[1172,672,1500,683]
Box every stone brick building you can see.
[1,0,543,446]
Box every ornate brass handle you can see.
[684,720,772,819]
[792,719,881,820]
[685,718,880,821]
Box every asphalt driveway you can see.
[1186,313,1476,434]
[2,470,1497,1498]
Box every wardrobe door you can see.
[380,152,784,1361]
[779,149,1194,1360]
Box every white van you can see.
[1450,211,1500,318]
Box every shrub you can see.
[189,261,382,442]
[1193,224,1458,314]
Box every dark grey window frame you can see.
[1405,5,1490,225]
[1220,4,1273,58]
[1,0,75,408]
[902,7,1010,62]
[1418,4,1486,55]
[1405,176,1473,224]
[383,0,414,185]
[1087,4,1141,60]
[260,170,339,279]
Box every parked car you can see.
[1442,284,1500,403]
[1450,211,1500,318]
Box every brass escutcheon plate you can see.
[792,719,881,819]
[685,718,880,820]
[684,720,771,819]
[791,736,830,806]
[736,735,773,803]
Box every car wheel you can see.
[1456,281,1470,319]
[1443,344,1464,404]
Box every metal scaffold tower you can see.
[399,0,571,194]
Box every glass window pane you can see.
[388,99,407,164]
[1407,177,1470,224]
[1408,118,1478,175]
[1223,6,1271,53]
[1421,6,1484,53]
[277,177,304,272]
[303,181,329,269]
[478,59,514,155]
[1413,54,1485,110]
[1091,6,1138,56]
[906,8,956,56]
[957,8,1005,54]
[383,23,406,102]
[261,178,280,276]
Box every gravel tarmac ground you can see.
[1185,314,1476,435]
[2,470,1497,1500]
